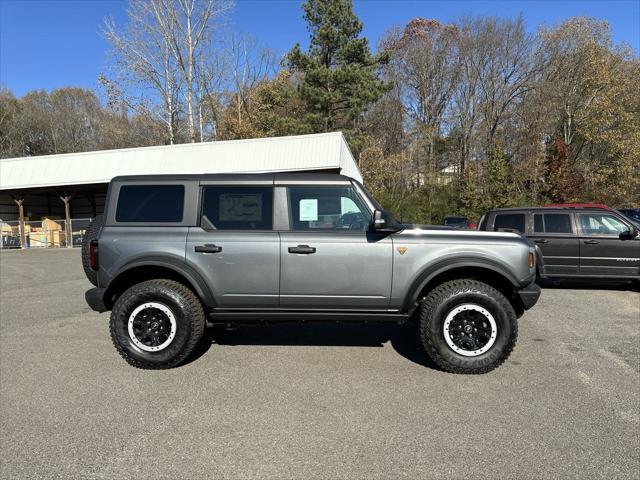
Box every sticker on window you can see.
[299,199,318,221]
[219,194,262,221]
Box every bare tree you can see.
[103,0,182,144]
[227,34,277,129]
[382,20,460,182]
[164,0,233,142]
[103,0,232,144]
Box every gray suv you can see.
[84,173,540,374]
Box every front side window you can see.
[201,186,273,230]
[579,213,629,236]
[493,213,525,233]
[116,185,184,222]
[533,213,572,234]
[288,186,371,231]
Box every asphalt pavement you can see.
[1,248,638,479]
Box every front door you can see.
[279,185,393,309]
[186,185,280,307]
[577,212,640,277]
[530,212,579,275]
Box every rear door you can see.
[577,212,640,277]
[530,212,579,275]
[186,184,280,307]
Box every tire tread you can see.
[419,279,518,374]
[109,279,205,369]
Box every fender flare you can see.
[402,256,521,313]
[106,255,215,307]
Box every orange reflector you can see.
[528,252,534,269]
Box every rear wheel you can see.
[110,279,205,369]
[419,279,517,374]
[81,215,103,286]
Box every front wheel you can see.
[419,279,517,374]
[110,279,205,369]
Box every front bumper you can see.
[516,282,541,310]
[85,287,108,313]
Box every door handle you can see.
[534,239,549,244]
[194,244,222,253]
[583,240,600,245]
[288,245,316,254]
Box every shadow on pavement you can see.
[184,321,440,370]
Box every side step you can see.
[208,310,409,324]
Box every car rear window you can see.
[201,186,273,230]
[533,213,572,234]
[493,213,525,233]
[115,185,184,222]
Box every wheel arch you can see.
[104,259,214,310]
[404,259,525,318]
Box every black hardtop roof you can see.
[111,172,354,184]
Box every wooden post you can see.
[13,196,26,249]
[88,195,97,218]
[59,193,74,248]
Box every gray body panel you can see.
[98,227,190,287]
[91,173,540,316]
[389,228,534,309]
[279,232,393,309]
[185,228,280,307]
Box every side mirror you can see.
[619,228,637,240]
[372,209,400,232]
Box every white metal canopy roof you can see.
[0,132,362,191]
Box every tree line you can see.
[1,0,638,222]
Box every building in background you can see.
[0,132,360,248]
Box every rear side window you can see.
[533,213,572,234]
[201,186,273,230]
[493,213,525,233]
[116,185,184,222]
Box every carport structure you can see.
[0,132,361,248]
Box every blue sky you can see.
[1,0,639,97]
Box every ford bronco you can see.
[84,173,540,373]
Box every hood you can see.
[393,224,532,247]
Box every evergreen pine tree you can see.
[287,0,389,147]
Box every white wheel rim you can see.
[443,303,497,357]
[128,302,177,352]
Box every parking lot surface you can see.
[1,248,638,479]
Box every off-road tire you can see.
[81,215,103,286]
[419,279,517,374]
[110,279,205,369]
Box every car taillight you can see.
[89,240,99,271]
[528,252,535,269]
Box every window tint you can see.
[493,213,525,233]
[534,213,572,234]
[116,185,184,222]
[201,186,273,230]
[534,214,543,233]
[579,213,628,236]
[288,186,371,231]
